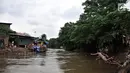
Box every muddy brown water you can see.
[0,49,117,73]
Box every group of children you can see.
[91,50,130,67]
[32,41,47,53]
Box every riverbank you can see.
[0,48,35,58]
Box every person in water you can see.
[91,51,113,62]
[91,51,122,67]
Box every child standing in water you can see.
[91,51,122,67]
[33,41,40,53]
[36,44,40,53]
[91,51,113,62]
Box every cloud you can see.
[61,6,83,20]
[126,0,130,8]
[0,0,85,39]
[0,0,129,39]
[27,20,39,25]
[0,0,26,16]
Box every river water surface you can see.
[0,49,117,73]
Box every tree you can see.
[48,38,60,48]
[0,27,16,35]
[41,34,47,41]
[58,0,130,52]
[58,22,77,51]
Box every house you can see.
[9,32,34,47]
[0,22,12,48]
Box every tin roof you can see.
[16,32,30,36]
[10,32,34,38]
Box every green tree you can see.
[41,34,47,41]
[0,27,16,35]
[48,38,60,48]
[58,0,130,52]
[58,22,77,51]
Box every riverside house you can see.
[9,32,34,48]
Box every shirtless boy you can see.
[91,51,122,67]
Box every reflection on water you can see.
[0,49,117,73]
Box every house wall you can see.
[18,37,34,46]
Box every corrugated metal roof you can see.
[16,32,30,36]
[10,32,33,37]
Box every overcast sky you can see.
[0,0,130,39]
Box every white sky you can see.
[0,0,130,39]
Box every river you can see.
[0,49,117,73]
